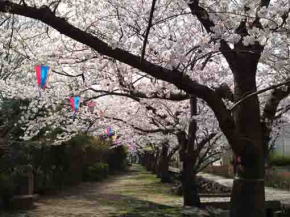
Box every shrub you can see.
[0,128,128,197]
[83,162,109,181]
[84,137,110,164]
[269,153,290,166]
[0,173,15,208]
[265,169,290,190]
[107,146,128,171]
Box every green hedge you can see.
[0,173,15,208]
[269,153,290,166]
[0,99,128,208]
[83,162,109,181]
[107,146,128,172]
[31,135,127,192]
[0,133,128,198]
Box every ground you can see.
[1,165,190,217]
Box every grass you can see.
[0,165,224,216]
[96,164,184,216]
[0,165,191,217]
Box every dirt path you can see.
[5,165,185,217]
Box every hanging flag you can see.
[70,96,81,113]
[106,127,115,137]
[35,65,50,89]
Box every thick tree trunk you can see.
[230,49,265,217]
[158,156,170,182]
[144,151,151,171]
[139,153,144,166]
[148,152,156,172]
[154,150,160,174]
[157,142,171,182]
[179,96,201,207]
[182,154,201,207]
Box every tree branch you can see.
[140,0,157,63]
[186,1,236,66]
[106,116,174,134]
[168,144,179,159]
[260,0,271,7]
[0,1,242,154]
[230,79,290,112]
[261,82,290,150]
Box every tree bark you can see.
[182,154,201,207]
[158,156,170,182]
[230,46,265,217]
[152,150,159,174]
[179,96,201,207]
[148,152,156,172]
[157,143,171,182]
[143,151,151,171]
[186,1,268,215]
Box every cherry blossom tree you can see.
[0,0,289,216]
[98,90,223,206]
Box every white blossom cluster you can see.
[0,0,288,153]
